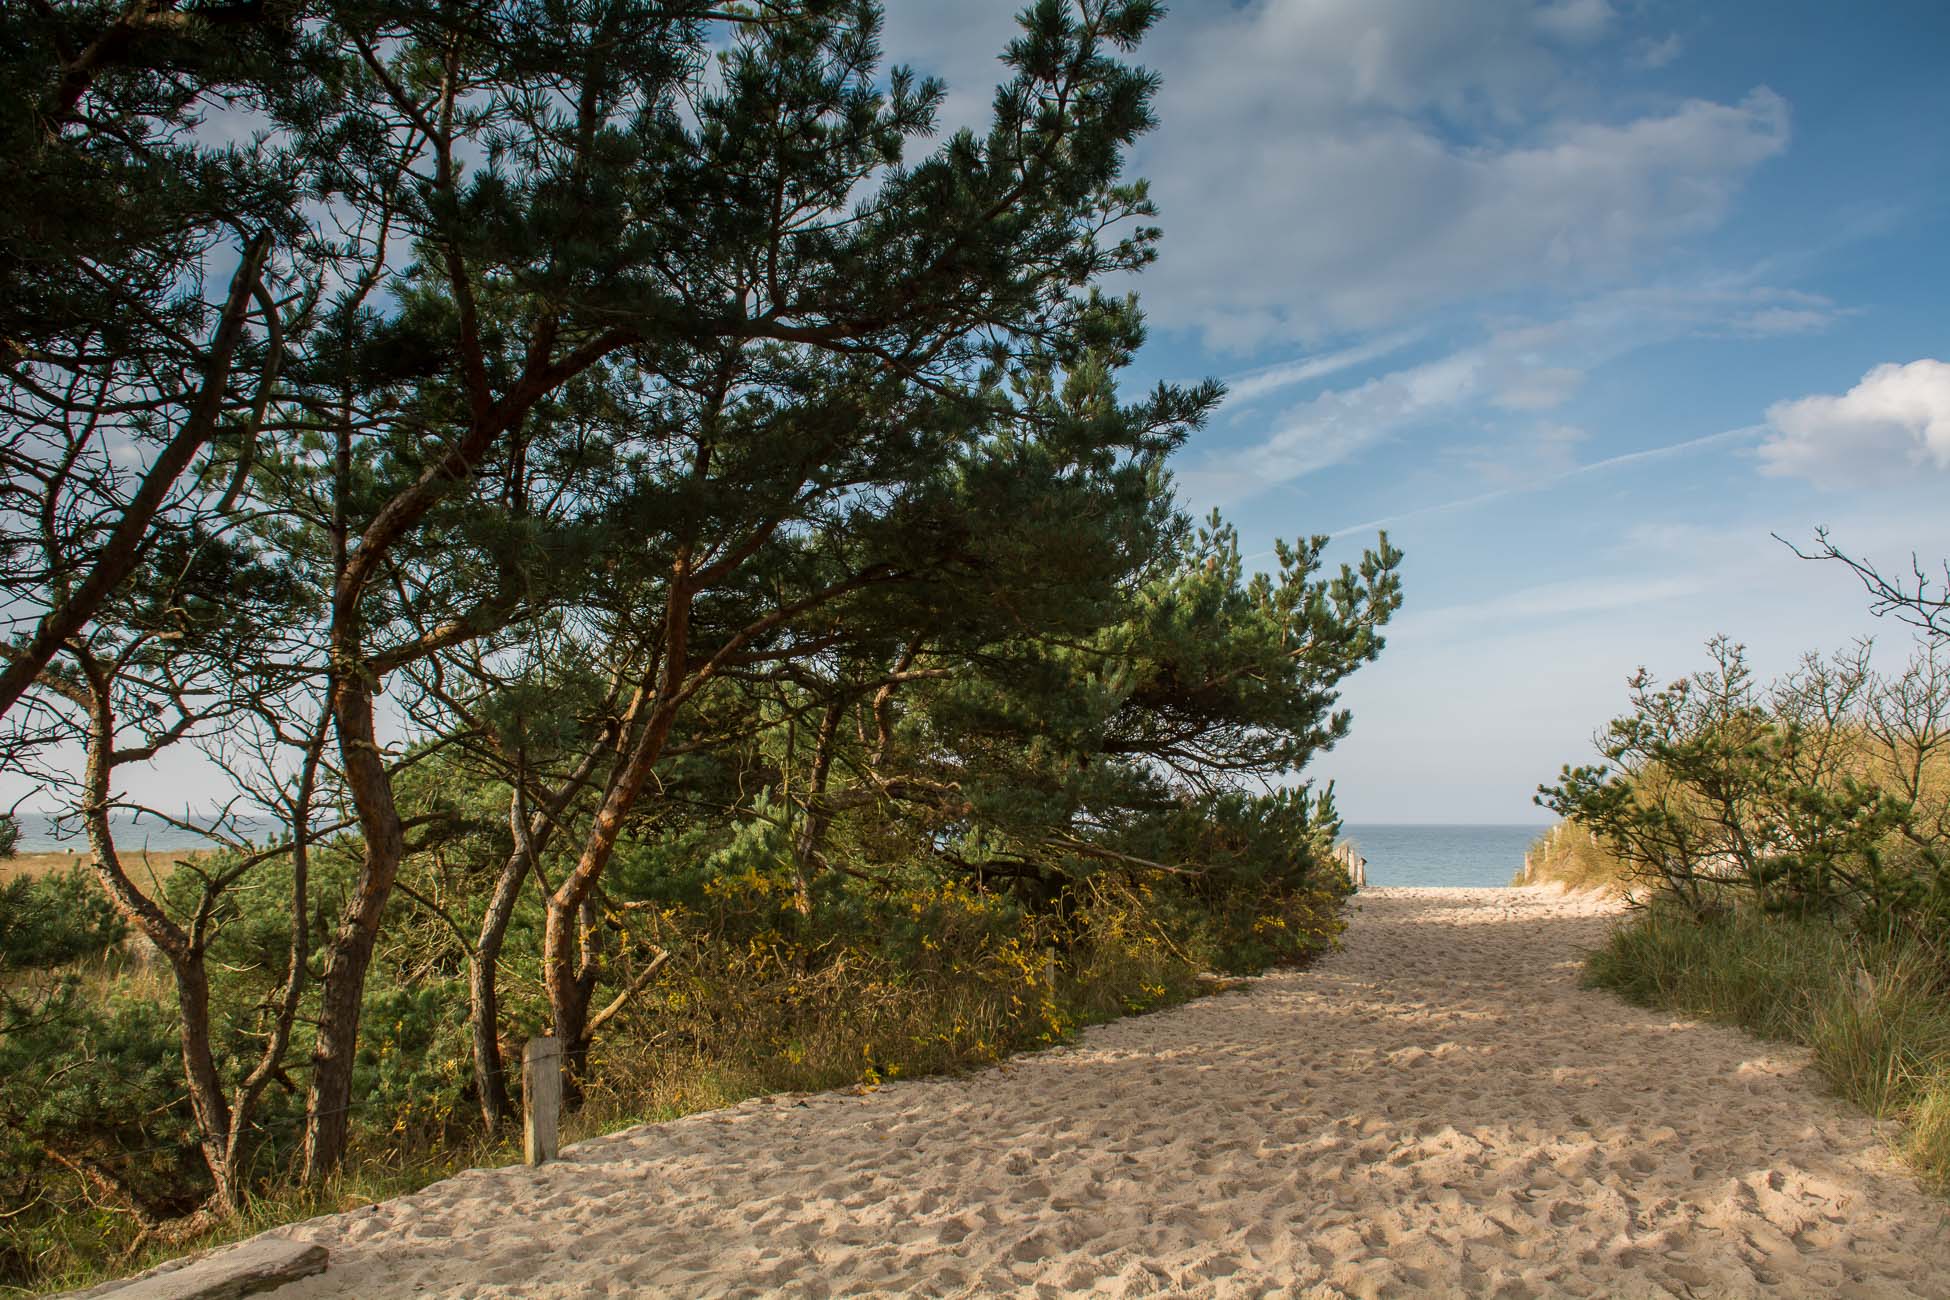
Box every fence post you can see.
[522,1036,561,1166]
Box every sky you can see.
[882,0,1950,824]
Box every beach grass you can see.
[1513,821,1629,891]
[1586,905,1950,1188]
[0,848,211,885]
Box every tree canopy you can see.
[0,1,1403,1273]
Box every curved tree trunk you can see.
[473,736,609,1130]
[75,659,238,1210]
[470,842,528,1133]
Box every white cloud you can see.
[1470,422,1589,483]
[875,3,1023,141]
[1181,280,1808,507]
[880,3,1792,352]
[1493,366,1586,411]
[1411,572,1713,637]
[1534,0,1616,45]
[1180,349,1487,502]
[1324,423,1761,539]
[1760,360,1950,485]
[1129,3,1789,349]
[1221,332,1421,406]
[1731,306,1837,336]
[1636,33,1684,70]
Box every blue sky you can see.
[884,0,1950,823]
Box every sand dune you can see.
[253,887,1950,1298]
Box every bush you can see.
[0,789,1355,1296]
[0,865,127,973]
[1544,637,1950,940]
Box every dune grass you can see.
[0,848,210,885]
[1513,821,1629,891]
[1586,905,1950,1188]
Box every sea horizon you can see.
[1340,822,1546,888]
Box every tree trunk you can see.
[76,664,239,1210]
[167,958,241,1212]
[217,714,323,1205]
[469,839,527,1133]
[790,701,847,915]
[545,563,694,1084]
[472,737,608,1131]
[303,670,405,1182]
[540,556,877,1082]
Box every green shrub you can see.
[3,825,1352,1294]
[1544,637,1950,939]
[0,865,127,973]
[0,990,206,1280]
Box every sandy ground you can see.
[254,887,1950,1298]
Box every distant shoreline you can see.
[7,811,276,854]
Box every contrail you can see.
[1324,424,1767,540]
[1218,331,1423,406]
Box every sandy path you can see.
[258,887,1950,1298]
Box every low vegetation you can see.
[4,857,1350,1294]
[1512,820,1627,892]
[1587,905,1950,1186]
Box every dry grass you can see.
[0,848,212,885]
[1586,905,1950,1190]
[1512,821,1629,892]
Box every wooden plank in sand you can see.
[62,1238,326,1300]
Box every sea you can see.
[10,811,276,853]
[1340,823,1548,889]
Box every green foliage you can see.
[3,849,1344,1292]
[0,988,205,1280]
[1542,637,1950,936]
[0,865,125,973]
[2,0,317,352]
[0,2,1400,1289]
[356,982,474,1145]
[1563,631,1950,1194]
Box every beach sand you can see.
[252,887,1950,1298]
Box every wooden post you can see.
[1334,841,1366,891]
[522,1036,561,1166]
